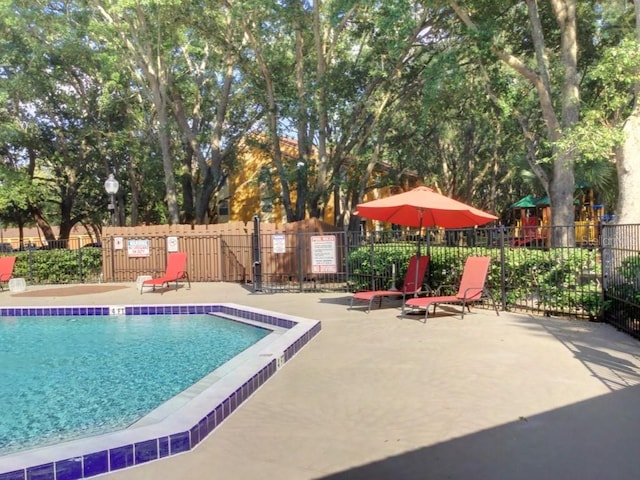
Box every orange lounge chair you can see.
[0,256,17,291]
[402,256,499,321]
[141,252,191,294]
[350,255,430,313]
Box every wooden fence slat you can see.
[100,219,341,282]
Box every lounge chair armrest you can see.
[402,282,418,293]
[419,284,434,295]
[460,286,486,300]
[434,284,456,295]
[402,282,431,295]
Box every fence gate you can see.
[241,230,350,292]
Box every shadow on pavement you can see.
[318,384,640,480]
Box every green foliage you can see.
[1,0,634,231]
[347,242,417,291]
[347,243,602,317]
[619,254,640,281]
[11,248,103,284]
[604,254,640,320]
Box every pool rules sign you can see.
[310,235,337,274]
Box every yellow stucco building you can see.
[219,136,420,227]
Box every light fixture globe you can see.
[104,173,119,195]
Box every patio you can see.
[4,282,640,479]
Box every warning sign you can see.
[127,239,150,257]
[311,235,337,274]
[273,234,286,253]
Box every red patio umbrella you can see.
[355,186,498,229]
[355,186,497,293]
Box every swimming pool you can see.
[0,303,321,480]
[1,313,270,455]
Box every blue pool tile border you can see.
[0,303,321,480]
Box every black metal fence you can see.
[5,223,640,340]
[249,225,603,321]
[4,246,103,285]
[600,223,640,339]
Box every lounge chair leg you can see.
[485,288,500,316]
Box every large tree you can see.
[2,0,634,236]
[449,0,580,246]
[614,0,640,225]
[0,0,125,242]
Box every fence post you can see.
[499,225,507,311]
[600,222,611,297]
[110,238,116,282]
[297,231,304,292]
[78,246,83,283]
[369,232,375,290]
[252,215,262,292]
[28,248,34,283]
[344,229,351,292]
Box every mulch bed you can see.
[10,285,129,297]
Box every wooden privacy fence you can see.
[101,219,344,283]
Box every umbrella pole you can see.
[414,215,422,296]
[426,227,432,288]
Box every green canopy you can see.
[535,195,550,206]
[512,194,577,208]
[511,195,538,208]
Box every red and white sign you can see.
[127,239,150,257]
[311,235,337,274]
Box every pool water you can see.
[0,314,269,455]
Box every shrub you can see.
[12,248,103,284]
[347,244,601,317]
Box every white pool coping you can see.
[0,303,321,478]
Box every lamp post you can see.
[104,173,119,227]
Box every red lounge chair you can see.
[141,252,191,294]
[402,256,499,321]
[350,255,430,313]
[0,256,17,291]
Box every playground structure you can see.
[510,188,605,247]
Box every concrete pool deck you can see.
[4,282,640,479]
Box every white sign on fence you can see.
[167,236,179,252]
[127,239,150,257]
[310,235,337,273]
[273,234,286,253]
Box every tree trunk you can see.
[155,94,180,224]
[549,0,578,245]
[94,3,180,224]
[615,112,640,224]
[129,168,140,227]
[451,0,578,246]
[30,207,56,243]
[615,0,640,225]
[233,6,296,222]
[312,0,329,220]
